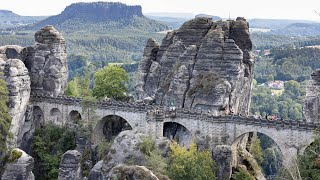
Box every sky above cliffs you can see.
[1,0,320,21]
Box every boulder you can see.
[107,165,159,180]
[58,150,82,180]
[1,148,34,180]
[23,25,68,97]
[88,160,103,180]
[137,17,254,115]
[101,130,170,177]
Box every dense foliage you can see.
[231,168,255,180]
[65,70,91,98]
[298,130,320,179]
[93,65,128,100]
[168,141,215,180]
[255,47,320,83]
[250,80,305,120]
[32,123,76,180]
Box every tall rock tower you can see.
[304,69,320,122]
[0,26,68,148]
[23,25,68,97]
[137,17,254,116]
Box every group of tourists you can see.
[265,114,284,121]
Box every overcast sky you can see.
[1,0,320,21]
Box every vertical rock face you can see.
[1,148,35,180]
[213,145,232,180]
[23,25,68,97]
[304,69,320,122]
[2,58,31,148]
[137,17,254,115]
[58,150,82,180]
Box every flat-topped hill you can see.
[31,2,169,33]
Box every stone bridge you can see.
[31,95,319,165]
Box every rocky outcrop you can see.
[304,69,320,123]
[0,45,24,60]
[137,17,254,115]
[107,165,159,180]
[1,148,35,180]
[0,26,67,149]
[58,150,82,180]
[2,58,31,149]
[23,25,68,97]
[232,133,266,180]
[213,145,232,180]
[100,130,170,178]
[88,160,103,180]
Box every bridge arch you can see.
[92,115,133,145]
[49,108,63,125]
[33,106,44,128]
[69,110,81,124]
[163,121,192,146]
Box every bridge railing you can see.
[30,94,320,131]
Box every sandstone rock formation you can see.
[213,145,232,180]
[88,160,103,180]
[0,26,67,149]
[58,150,82,180]
[23,25,68,97]
[137,17,254,115]
[304,69,320,123]
[232,133,266,180]
[107,165,159,180]
[2,58,31,149]
[1,148,35,180]
[100,130,170,178]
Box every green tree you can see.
[65,75,80,97]
[93,65,128,100]
[231,168,255,180]
[32,123,76,180]
[250,136,263,163]
[65,68,92,98]
[168,141,215,180]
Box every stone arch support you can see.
[49,108,63,125]
[91,114,133,145]
[226,123,315,166]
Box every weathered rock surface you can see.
[23,25,68,97]
[58,150,82,180]
[304,69,320,123]
[137,17,254,115]
[88,160,104,180]
[107,165,159,180]
[213,145,232,180]
[2,58,31,148]
[1,148,35,180]
[0,45,24,60]
[232,133,266,180]
[101,130,170,178]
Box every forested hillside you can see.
[0,2,169,79]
